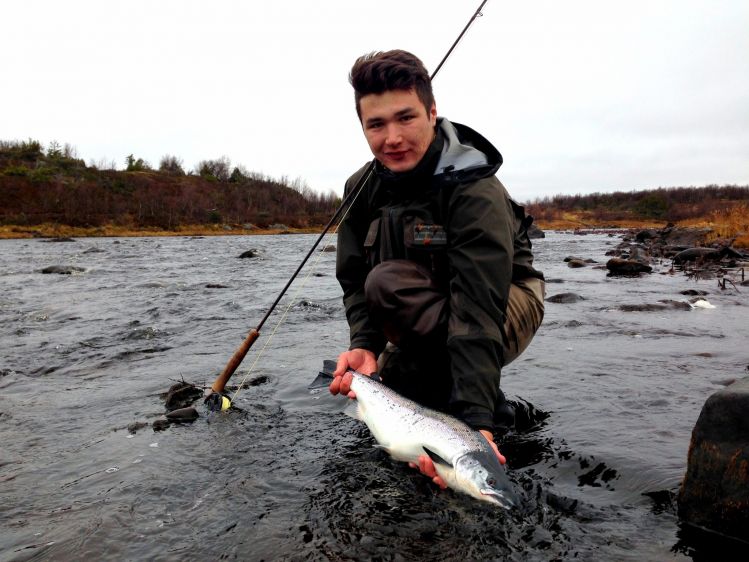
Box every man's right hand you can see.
[329,348,377,398]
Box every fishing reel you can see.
[203,391,232,413]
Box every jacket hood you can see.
[433,117,502,185]
[374,117,502,192]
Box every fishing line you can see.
[206,0,490,408]
[228,183,368,403]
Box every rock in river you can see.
[41,265,85,274]
[546,292,585,304]
[606,258,652,276]
[678,376,749,541]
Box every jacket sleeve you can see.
[335,168,387,355]
[445,177,515,431]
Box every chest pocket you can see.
[403,216,449,284]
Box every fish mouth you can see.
[480,488,516,509]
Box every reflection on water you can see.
[0,232,746,560]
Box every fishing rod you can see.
[205,0,490,409]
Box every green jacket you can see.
[336,118,543,430]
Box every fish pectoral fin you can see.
[422,447,453,468]
[343,400,363,421]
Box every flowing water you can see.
[1,232,747,561]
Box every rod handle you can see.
[211,328,260,393]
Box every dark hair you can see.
[349,50,434,120]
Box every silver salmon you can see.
[346,371,518,508]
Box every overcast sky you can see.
[3,0,747,202]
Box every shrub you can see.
[126,154,151,171]
[159,154,185,175]
[195,157,231,182]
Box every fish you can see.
[311,362,518,508]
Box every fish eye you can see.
[487,477,496,487]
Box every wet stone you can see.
[127,421,149,434]
[606,258,652,276]
[41,265,85,275]
[165,406,199,422]
[546,293,585,304]
[681,289,708,296]
[678,376,749,540]
[163,381,203,411]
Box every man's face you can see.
[359,88,437,173]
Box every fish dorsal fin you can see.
[423,447,453,468]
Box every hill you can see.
[0,139,338,236]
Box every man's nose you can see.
[384,124,402,146]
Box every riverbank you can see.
[0,223,323,239]
[2,215,747,247]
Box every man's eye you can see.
[400,115,414,122]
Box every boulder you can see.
[673,247,724,264]
[605,258,652,276]
[527,223,545,239]
[678,377,749,540]
[163,381,203,411]
[238,249,260,259]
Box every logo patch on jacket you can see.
[412,224,446,246]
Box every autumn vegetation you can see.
[0,139,339,237]
[526,186,749,247]
[1,139,748,246]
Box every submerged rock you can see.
[678,376,749,540]
[127,421,149,434]
[41,265,85,274]
[238,249,260,259]
[83,247,106,254]
[41,237,76,243]
[546,292,585,304]
[165,406,199,422]
[619,300,692,312]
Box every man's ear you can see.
[429,102,437,124]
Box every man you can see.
[330,50,545,488]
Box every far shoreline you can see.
[0,224,325,240]
[1,217,745,248]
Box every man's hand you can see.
[329,348,378,398]
[409,429,506,489]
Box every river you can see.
[1,232,746,561]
